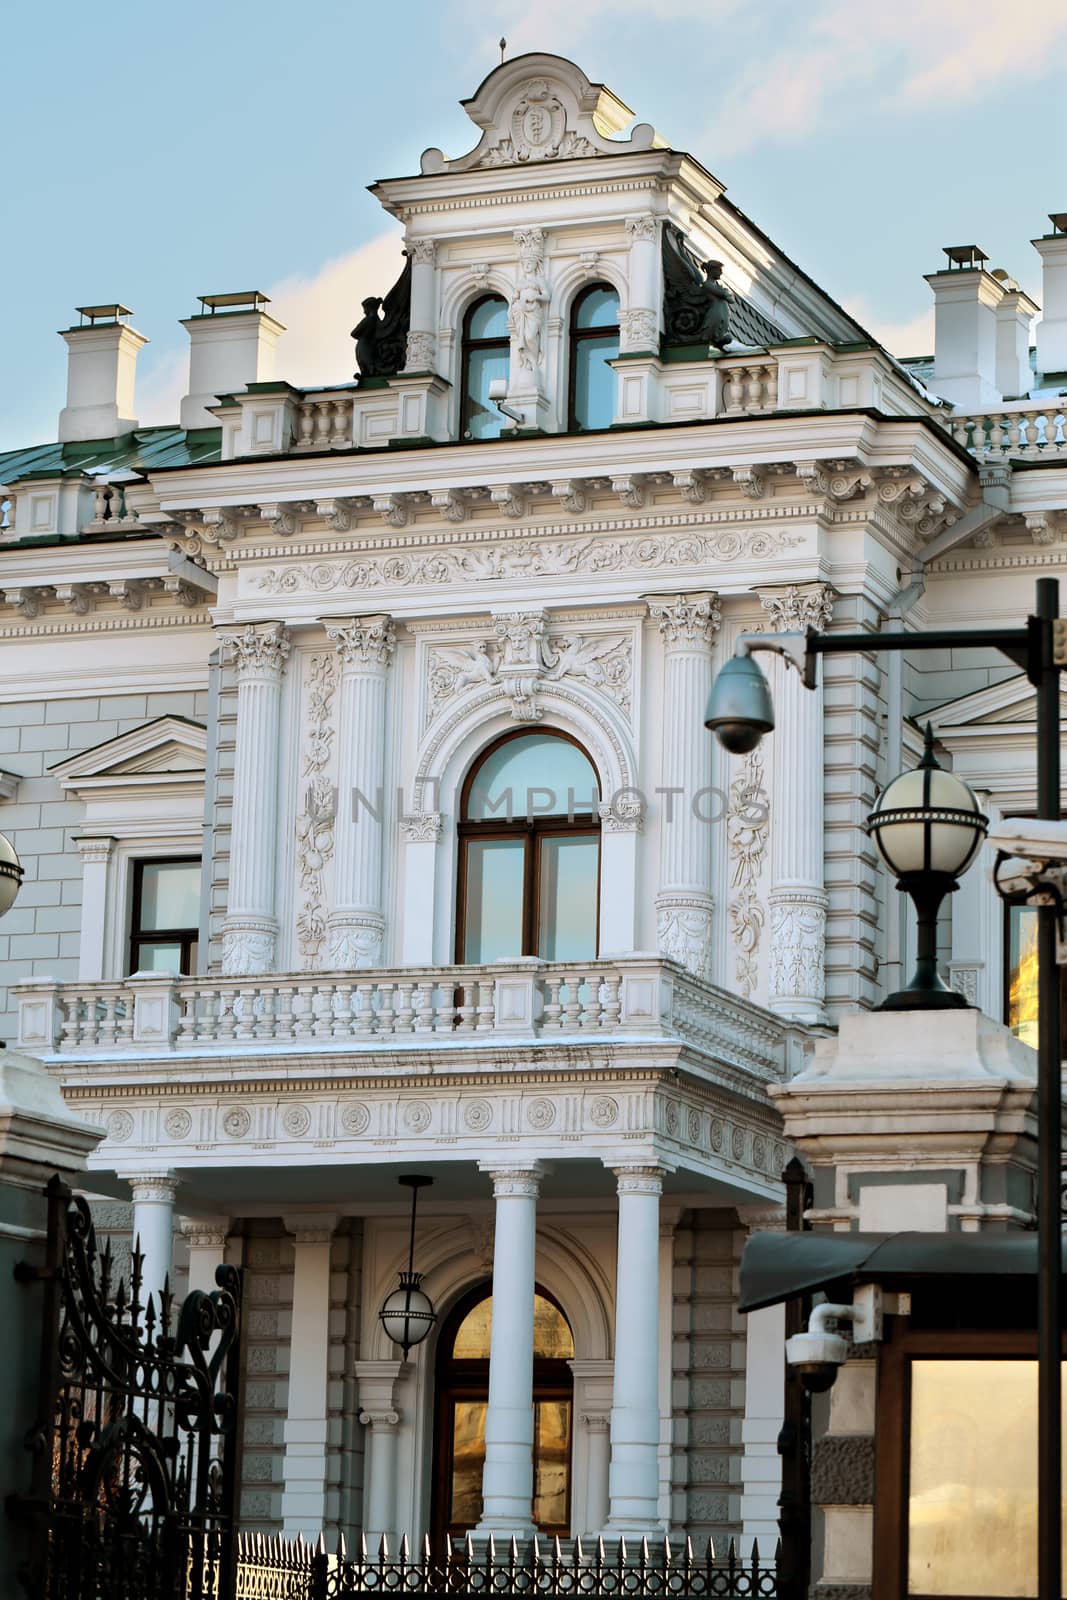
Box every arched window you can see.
[568,283,620,431]
[457,731,601,964]
[433,1283,574,1542]
[460,295,509,440]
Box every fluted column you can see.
[219,622,290,975]
[759,583,834,1022]
[130,1172,180,1308]
[403,238,437,373]
[475,1163,545,1535]
[605,1163,665,1535]
[650,594,721,978]
[325,616,396,968]
[621,214,659,353]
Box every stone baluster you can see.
[758,583,834,1022]
[325,616,396,968]
[403,238,437,373]
[649,594,721,979]
[219,622,291,975]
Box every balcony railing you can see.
[941,402,1067,461]
[13,958,789,1079]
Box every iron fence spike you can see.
[338,1529,347,1560]
[595,1535,605,1568]
[553,1533,562,1566]
[487,1532,497,1567]
[640,1535,649,1568]
[616,1536,626,1569]
[663,1533,672,1567]
[574,1535,584,1565]
[379,1531,389,1562]
[400,1532,410,1564]
[751,1536,760,1567]
[423,1532,432,1563]
[510,1535,519,1565]
[317,1531,327,1556]
[361,1530,369,1562]
[706,1535,715,1566]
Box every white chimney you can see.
[924,246,1004,408]
[57,305,148,443]
[991,271,1038,399]
[1032,215,1067,382]
[180,292,285,431]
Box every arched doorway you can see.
[431,1283,575,1544]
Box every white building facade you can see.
[1,52,1064,1552]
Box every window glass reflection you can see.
[1007,904,1040,1050]
[569,284,619,431]
[538,835,599,961]
[465,734,599,821]
[462,839,525,963]
[908,1359,1067,1596]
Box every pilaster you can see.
[735,1205,788,1544]
[281,1213,340,1538]
[218,622,290,975]
[404,238,437,374]
[355,1359,405,1548]
[129,1171,180,1307]
[325,617,396,968]
[759,584,834,1022]
[649,594,721,978]
[74,836,115,981]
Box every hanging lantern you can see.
[378,1175,436,1357]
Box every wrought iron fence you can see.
[235,1531,779,1599]
[10,1175,243,1600]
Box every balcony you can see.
[940,401,1067,461]
[14,957,794,1081]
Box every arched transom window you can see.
[568,283,619,431]
[457,731,601,964]
[460,294,509,441]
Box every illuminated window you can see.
[432,1286,574,1543]
[1004,900,1067,1052]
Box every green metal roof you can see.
[0,426,222,489]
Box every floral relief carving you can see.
[476,83,596,166]
[254,528,803,597]
[222,1107,251,1139]
[588,1094,619,1128]
[425,624,632,727]
[164,1108,191,1140]
[340,1101,371,1135]
[619,308,659,352]
[526,1098,556,1130]
[295,653,338,969]
[105,1110,134,1143]
[768,897,827,1002]
[727,749,769,1000]
[759,583,835,632]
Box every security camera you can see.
[785,1288,884,1393]
[785,1303,852,1392]
[488,378,525,425]
[987,819,1067,962]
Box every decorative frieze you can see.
[294,653,338,970]
[619,308,658,352]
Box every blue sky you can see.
[4,0,1065,449]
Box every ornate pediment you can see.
[420,53,658,175]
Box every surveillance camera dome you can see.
[785,1327,849,1393]
[712,720,766,755]
[704,654,774,753]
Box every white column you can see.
[403,238,437,373]
[400,813,442,964]
[129,1172,180,1308]
[584,1416,611,1534]
[736,1204,788,1543]
[759,584,834,1023]
[219,621,290,975]
[569,1359,613,1536]
[622,214,659,353]
[475,1163,545,1536]
[179,1216,230,1296]
[75,837,114,980]
[355,1361,404,1549]
[649,594,720,978]
[281,1213,339,1538]
[325,616,395,968]
[605,1164,665,1535]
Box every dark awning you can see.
[738,1230,1067,1313]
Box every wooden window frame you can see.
[567,282,620,433]
[873,1320,1066,1600]
[455,729,602,964]
[459,294,509,441]
[128,855,200,977]
[431,1282,575,1546]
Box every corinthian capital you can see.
[649,592,722,647]
[326,615,396,667]
[407,238,436,266]
[219,621,290,678]
[759,583,835,632]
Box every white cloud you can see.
[137,230,406,427]
[843,297,935,360]
[701,0,1067,156]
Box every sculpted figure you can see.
[700,259,734,348]
[351,297,383,379]
[661,221,735,348]
[508,278,549,371]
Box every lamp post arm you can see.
[732,625,1034,693]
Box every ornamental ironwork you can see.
[11,1175,243,1600]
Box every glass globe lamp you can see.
[866,724,987,1009]
[378,1175,436,1358]
[0,830,23,917]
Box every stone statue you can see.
[508,278,549,372]
[351,255,412,380]
[661,221,735,348]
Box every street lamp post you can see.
[706,577,1063,1600]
